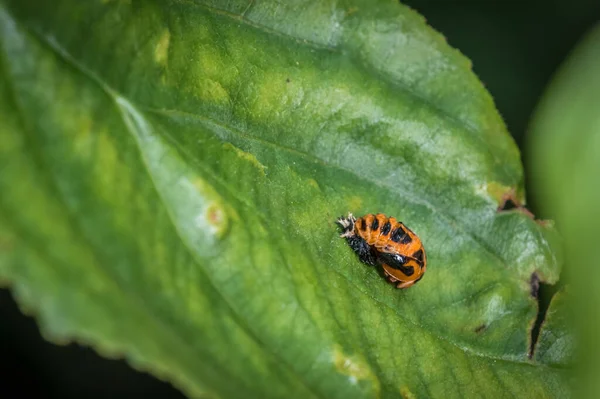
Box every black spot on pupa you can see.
[359,218,367,231]
[412,249,424,262]
[381,221,391,235]
[391,263,415,276]
[371,217,379,231]
[378,252,414,276]
[391,226,407,243]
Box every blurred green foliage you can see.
[528,23,600,399]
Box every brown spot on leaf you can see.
[207,205,224,227]
[345,6,359,16]
[497,189,535,219]
[536,219,554,228]
[474,324,487,333]
[400,386,416,399]
[530,272,540,298]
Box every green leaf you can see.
[0,0,570,397]
[528,23,600,396]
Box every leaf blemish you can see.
[530,272,540,298]
[332,346,375,385]
[307,178,320,190]
[474,324,487,334]
[528,276,560,359]
[478,182,523,210]
[154,29,170,66]
[345,6,359,16]
[400,386,416,399]
[206,204,226,228]
[494,187,535,218]
[484,294,507,323]
[223,143,266,176]
[192,202,228,239]
[190,178,229,238]
[348,196,362,210]
[536,219,554,228]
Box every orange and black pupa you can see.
[336,213,427,289]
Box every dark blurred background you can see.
[1,1,599,397]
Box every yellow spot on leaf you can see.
[223,143,266,176]
[478,181,519,206]
[400,386,416,399]
[307,178,320,190]
[205,204,229,238]
[198,52,223,78]
[332,345,379,392]
[154,29,170,66]
[348,196,363,211]
[249,70,308,119]
[188,50,232,103]
[198,79,229,104]
[191,178,229,239]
